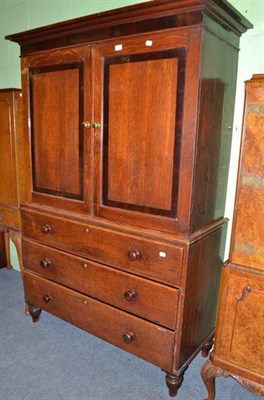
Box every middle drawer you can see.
[23,239,180,329]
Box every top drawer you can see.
[22,209,184,286]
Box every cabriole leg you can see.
[201,359,221,400]
[201,358,264,399]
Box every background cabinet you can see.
[0,89,30,270]
[6,0,251,397]
[201,74,264,399]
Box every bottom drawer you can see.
[23,271,175,371]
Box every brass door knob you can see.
[124,289,137,302]
[122,332,134,344]
[92,122,101,129]
[82,121,91,128]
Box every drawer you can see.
[23,271,175,371]
[22,209,184,286]
[23,239,179,328]
[0,206,20,229]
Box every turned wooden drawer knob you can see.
[42,294,52,304]
[127,250,141,261]
[41,224,52,234]
[40,258,51,269]
[124,289,137,302]
[122,332,134,344]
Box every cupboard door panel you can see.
[106,55,178,212]
[215,268,264,376]
[24,47,92,212]
[231,78,264,270]
[30,64,83,199]
[0,92,18,206]
[93,31,203,233]
[95,39,187,229]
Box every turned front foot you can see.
[165,372,184,397]
[201,337,214,358]
[28,304,42,323]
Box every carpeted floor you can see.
[0,269,253,400]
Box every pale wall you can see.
[0,0,263,269]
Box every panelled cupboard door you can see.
[215,267,264,377]
[0,91,18,207]
[22,46,92,213]
[93,31,200,232]
[230,76,264,270]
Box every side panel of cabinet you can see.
[176,222,227,370]
[0,91,18,207]
[190,23,240,232]
[230,76,264,270]
[21,47,93,213]
[93,29,202,233]
[214,267,264,379]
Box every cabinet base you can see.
[201,359,264,400]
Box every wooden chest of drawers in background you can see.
[0,89,30,270]
[6,0,252,396]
